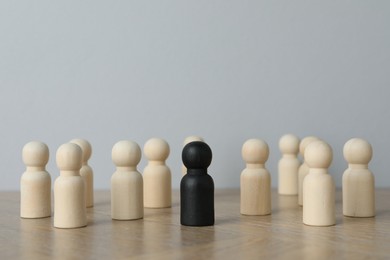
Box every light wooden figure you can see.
[343,138,375,217]
[181,136,204,175]
[143,138,172,208]
[240,139,271,216]
[20,141,51,218]
[111,140,143,220]
[54,143,87,229]
[278,134,300,195]
[303,141,335,226]
[70,139,94,208]
[298,136,320,206]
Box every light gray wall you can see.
[1,1,389,190]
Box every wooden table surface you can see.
[1,189,389,260]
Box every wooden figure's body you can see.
[54,175,86,228]
[303,141,335,226]
[70,139,94,208]
[54,143,87,229]
[298,136,320,206]
[278,134,300,195]
[20,141,51,218]
[181,141,214,226]
[181,136,204,175]
[240,167,271,215]
[240,139,271,216]
[111,140,143,220]
[143,138,172,208]
[342,138,375,217]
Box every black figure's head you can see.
[182,141,212,169]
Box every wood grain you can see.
[1,189,389,259]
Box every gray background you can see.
[1,1,389,190]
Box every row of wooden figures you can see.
[20,137,211,227]
[242,135,375,227]
[20,135,374,228]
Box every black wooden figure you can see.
[180,141,214,226]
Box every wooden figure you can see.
[181,141,214,226]
[20,141,51,218]
[298,136,320,206]
[303,141,335,226]
[343,138,375,217]
[240,139,271,216]
[278,134,300,195]
[111,140,143,220]
[70,139,94,208]
[143,138,172,208]
[54,143,87,229]
[181,136,204,175]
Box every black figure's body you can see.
[181,141,214,226]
